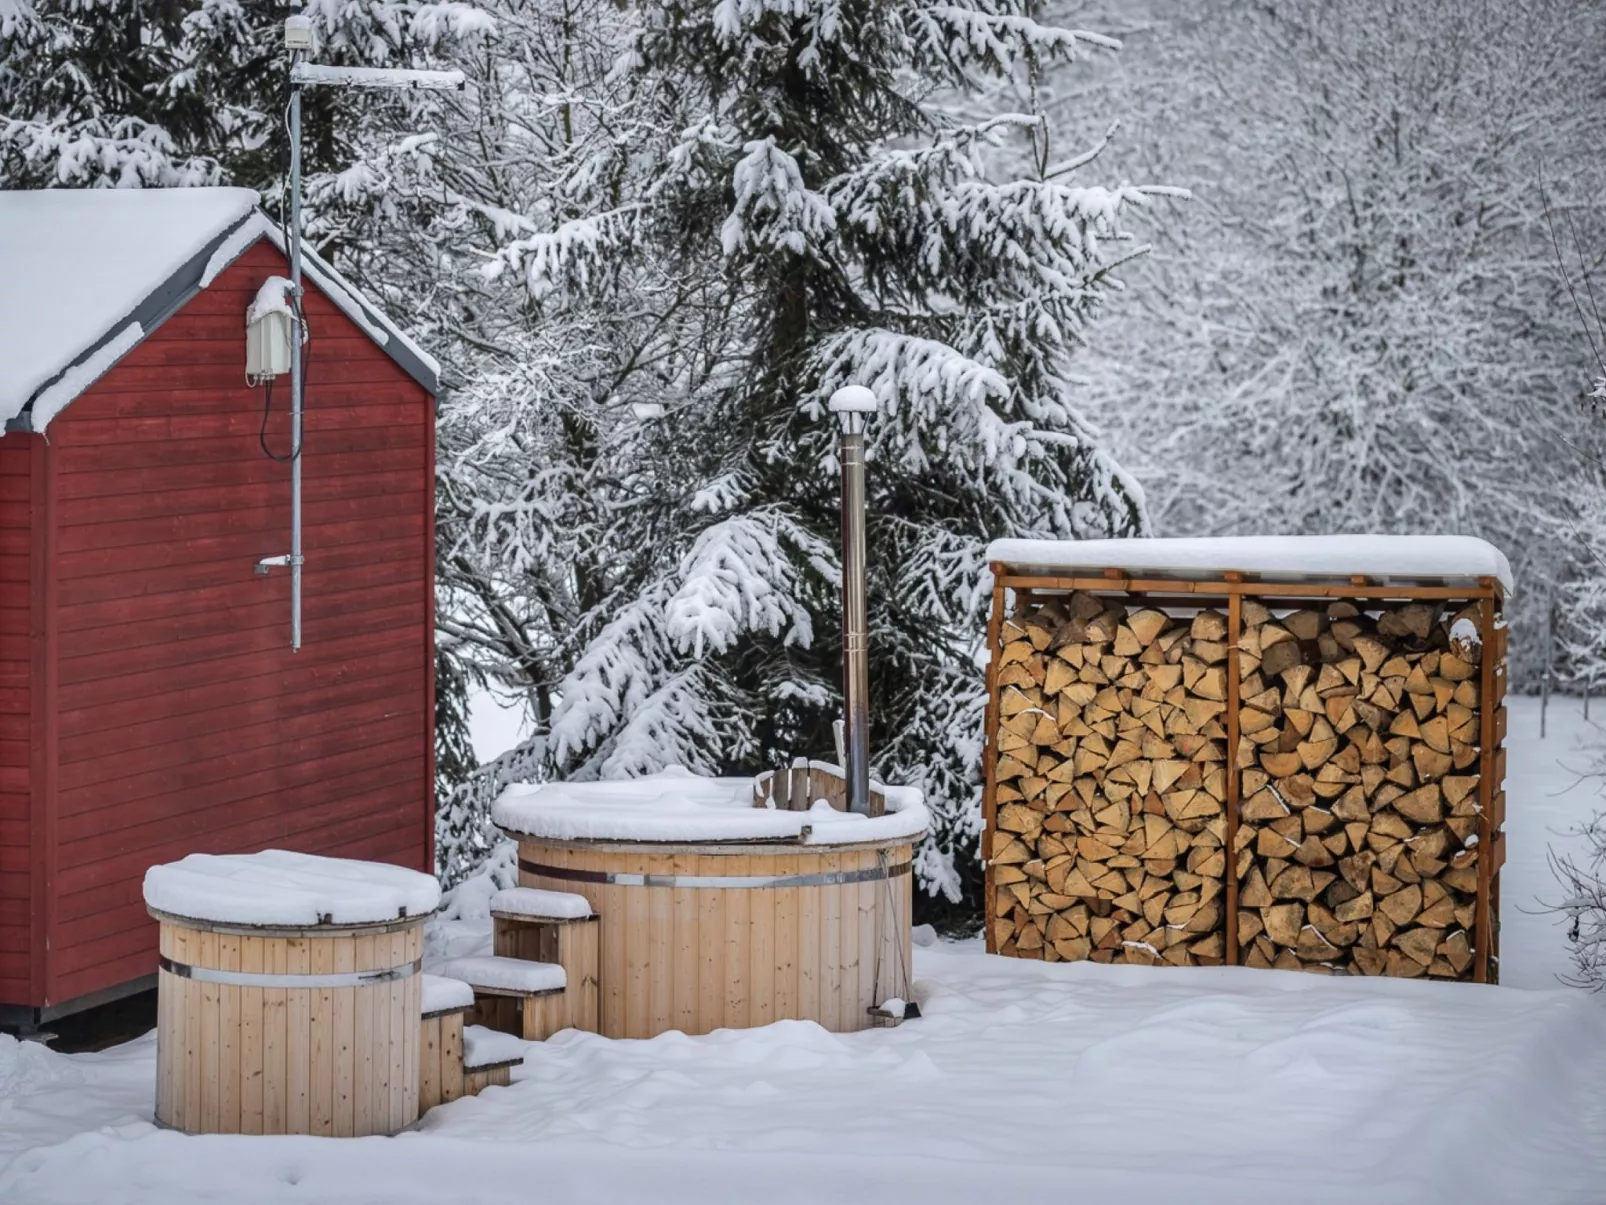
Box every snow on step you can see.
[492,765,929,845]
[490,887,592,920]
[142,849,440,927]
[462,1025,527,1071]
[421,974,475,1016]
[987,534,1515,595]
[435,955,566,995]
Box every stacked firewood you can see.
[1234,600,1484,977]
[989,593,1231,965]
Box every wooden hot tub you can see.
[143,850,439,1136]
[492,765,927,1038]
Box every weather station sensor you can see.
[283,15,316,52]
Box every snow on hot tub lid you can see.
[987,535,1514,597]
[143,849,441,928]
[491,767,929,846]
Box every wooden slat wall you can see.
[0,432,31,1005]
[42,241,434,1008]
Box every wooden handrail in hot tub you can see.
[753,759,886,815]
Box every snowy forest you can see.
[3,0,1604,941]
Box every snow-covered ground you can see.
[2,696,1604,1204]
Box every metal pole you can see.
[288,73,305,652]
[1541,591,1553,739]
[829,386,876,815]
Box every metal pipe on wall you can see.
[288,73,305,652]
[829,386,878,815]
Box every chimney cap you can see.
[827,385,878,415]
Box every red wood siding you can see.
[0,431,31,1004]
[38,240,434,1008]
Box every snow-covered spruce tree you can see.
[0,0,222,186]
[481,1,1175,913]
[0,1,465,192]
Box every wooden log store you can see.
[980,536,1511,982]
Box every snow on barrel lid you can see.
[491,766,928,846]
[987,534,1514,597]
[143,849,440,928]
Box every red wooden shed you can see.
[0,188,438,1027]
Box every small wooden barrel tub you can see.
[142,850,440,1137]
[491,767,928,1039]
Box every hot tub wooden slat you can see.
[371,934,389,1133]
[798,869,819,1022]
[823,866,843,1032]
[308,938,331,1135]
[672,880,696,1033]
[332,937,353,1137]
[354,939,372,1137]
[200,931,219,1132]
[393,931,415,1131]
[183,930,201,1133]
[649,862,673,1035]
[751,865,775,1028]
[155,929,171,1128]
[724,860,746,1029]
[284,938,309,1133]
[698,877,721,1034]
[239,935,263,1135]
[625,871,648,1037]
[219,931,240,1135]
[265,939,287,1133]
[774,874,797,1022]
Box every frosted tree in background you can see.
[473,0,1176,912]
[1046,0,1606,685]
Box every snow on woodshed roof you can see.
[987,535,1514,596]
[0,187,437,433]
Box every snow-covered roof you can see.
[0,187,438,433]
[142,849,440,928]
[988,535,1514,596]
[492,766,929,846]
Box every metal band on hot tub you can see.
[519,858,911,890]
[157,954,422,989]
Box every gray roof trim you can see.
[270,230,440,397]
[5,210,437,435]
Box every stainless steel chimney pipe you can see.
[829,386,878,816]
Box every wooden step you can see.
[435,954,569,1041]
[490,886,592,922]
[491,909,602,1040]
